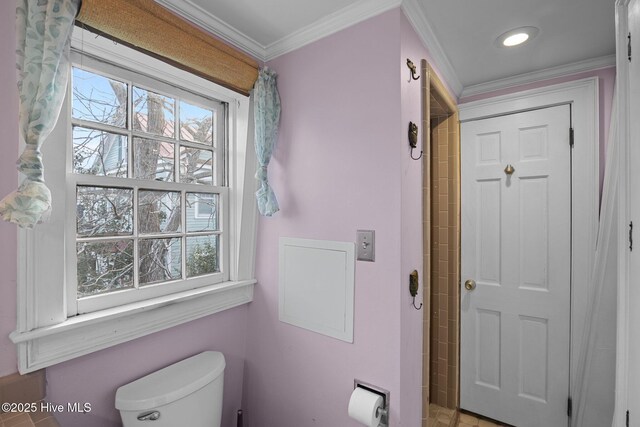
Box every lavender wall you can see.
[399,12,429,426]
[243,9,407,426]
[0,0,19,378]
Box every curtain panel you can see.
[0,0,80,228]
[571,91,618,427]
[253,67,281,217]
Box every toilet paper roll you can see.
[348,387,383,427]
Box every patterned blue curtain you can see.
[0,0,80,228]
[253,67,281,216]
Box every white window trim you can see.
[10,29,259,374]
[67,52,231,314]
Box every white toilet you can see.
[115,351,225,427]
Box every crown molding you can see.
[154,0,464,95]
[155,0,612,103]
[156,0,403,63]
[460,54,616,99]
[154,0,463,92]
[264,0,402,60]
[401,0,463,97]
[155,0,464,92]
[155,0,268,60]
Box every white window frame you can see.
[68,53,229,314]
[10,29,259,374]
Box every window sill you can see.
[10,279,255,373]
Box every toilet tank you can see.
[115,351,225,427]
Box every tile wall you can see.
[427,112,460,410]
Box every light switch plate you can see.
[356,230,375,262]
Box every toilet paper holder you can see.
[353,379,390,426]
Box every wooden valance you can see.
[76,0,259,96]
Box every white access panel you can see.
[279,237,355,342]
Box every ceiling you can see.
[156,0,616,97]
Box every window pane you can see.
[139,238,182,285]
[138,190,181,234]
[72,68,127,128]
[77,186,133,237]
[180,101,213,145]
[133,87,175,137]
[73,126,128,177]
[77,240,134,297]
[186,193,218,232]
[180,147,213,185]
[133,137,175,182]
[186,235,219,277]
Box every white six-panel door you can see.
[460,105,571,427]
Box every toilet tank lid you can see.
[115,351,225,411]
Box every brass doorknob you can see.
[504,164,515,175]
[464,279,476,291]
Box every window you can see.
[69,56,228,313]
[11,28,258,373]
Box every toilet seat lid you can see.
[115,351,225,411]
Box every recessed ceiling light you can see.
[503,33,529,47]
[496,27,539,48]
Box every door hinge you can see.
[630,221,634,251]
[567,397,573,418]
[627,410,630,427]
[629,32,632,62]
[569,127,574,147]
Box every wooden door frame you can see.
[422,59,460,412]
[458,77,600,421]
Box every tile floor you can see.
[428,403,456,427]
[0,406,60,427]
[428,403,509,427]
